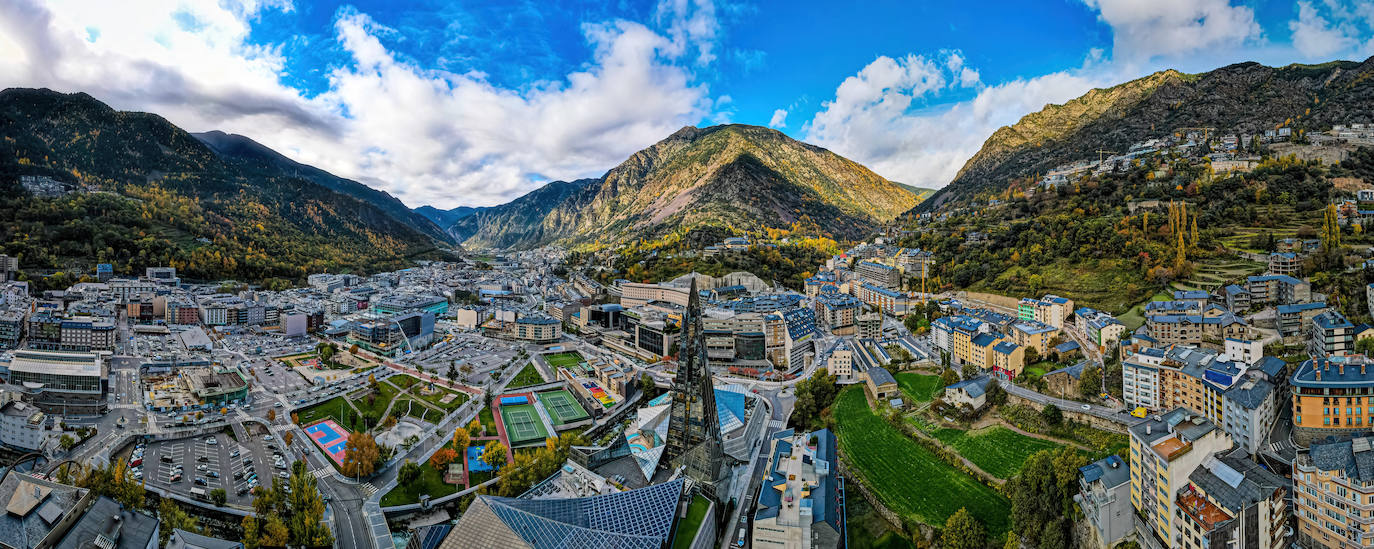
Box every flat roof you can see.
[8,351,104,377]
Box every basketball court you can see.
[305,419,351,465]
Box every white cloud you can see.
[768,108,787,128]
[1082,0,1261,62]
[0,0,722,208]
[804,55,1111,188]
[1288,1,1374,59]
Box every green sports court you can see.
[499,403,551,446]
[543,351,588,373]
[537,389,590,425]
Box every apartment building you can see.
[1310,310,1356,357]
[1129,408,1234,549]
[1144,307,1248,347]
[1296,436,1374,549]
[1018,294,1073,329]
[855,261,900,289]
[1279,301,1329,339]
[619,282,691,308]
[1269,252,1301,276]
[1078,455,1132,549]
[515,315,562,344]
[1009,320,1059,355]
[25,311,116,353]
[1247,274,1311,306]
[1123,345,1282,455]
[1174,454,1287,549]
[1291,356,1374,444]
[1079,308,1127,347]
[856,312,882,340]
[854,282,908,315]
[814,293,861,335]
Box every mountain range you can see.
[438,124,920,250]
[0,88,449,284]
[923,57,1374,210]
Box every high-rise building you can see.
[662,279,728,501]
[1296,436,1374,548]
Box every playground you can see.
[305,419,351,466]
[536,389,590,425]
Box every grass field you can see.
[389,375,420,390]
[295,396,366,432]
[380,462,458,506]
[846,487,916,549]
[931,426,1065,479]
[508,363,546,389]
[537,390,590,425]
[895,373,942,403]
[500,403,550,446]
[352,382,400,419]
[412,383,469,412]
[543,351,585,369]
[834,387,1009,535]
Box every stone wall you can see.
[1007,394,1128,434]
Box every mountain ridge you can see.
[452,124,918,249]
[921,56,1374,210]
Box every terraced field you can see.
[1168,258,1265,294]
[834,387,1010,535]
[930,426,1065,479]
[1214,204,1316,254]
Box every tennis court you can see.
[537,390,589,425]
[305,419,351,465]
[499,403,550,446]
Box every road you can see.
[1000,380,1139,426]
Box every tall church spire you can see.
[661,278,726,498]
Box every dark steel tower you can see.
[661,278,726,497]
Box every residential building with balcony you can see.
[1311,310,1357,357]
[1296,436,1374,549]
[1129,408,1233,549]
[1077,455,1132,549]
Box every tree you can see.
[398,460,423,486]
[195,411,204,421]
[1358,337,1374,357]
[469,418,483,436]
[1023,346,1039,365]
[985,381,1008,407]
[266,409,276,422]
[430,448,458,470]
[961,362,978,380]
[382,415,398,430]
[291,412,300,424]
[283,431,294,446]
[368,374,379,391]
[341,432,381,478]
[453,427,470,453]
[482,441,508,471]
[210,487,227,506]
[158,497,201,545]
[941,507,987,549]
[1040,403,1063,426]
[59,434,75,451]
[789,368,839,431]
[940,367,960,387]
[1079,366,1104,399]
[70,461,145,510]
[638,373,657,396]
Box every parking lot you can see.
[140,428,289,507]
[246,357,314,394]
[409,333,522,384]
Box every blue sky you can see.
[2,0,1373,208]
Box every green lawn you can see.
[971,258,1154,313]
[672,494,711,549]
[295,396,365,432]
[379,462,458,506]
[508,363,546,389]
[834,387,1009,535]
[895,373,941,403]
[389,375,420,390]
[543,351,585,369]
[412,383,470,412]
[477,407,498,437]
[931,427,1064,479]
[353,382,401,419]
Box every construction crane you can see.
[1094,150,1116,164]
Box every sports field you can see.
[500,403,550,446]
[833,386,1009,535]
[537,390,590,425]
[543,351,585,369]
[508,363,546,389]
[305,419,351,465]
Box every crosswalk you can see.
[360,482,378,497]
[310,466,334,480]
[1268,439,1295,453]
